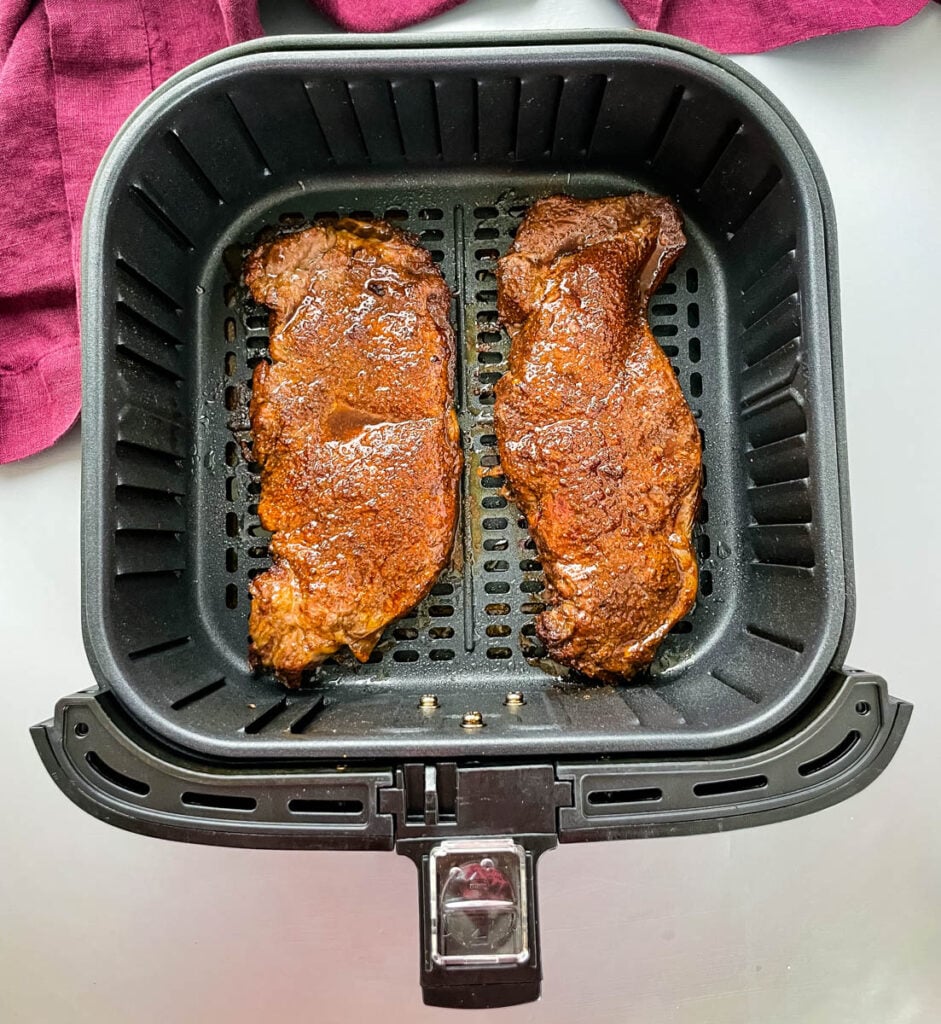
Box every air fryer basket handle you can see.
[33,671,911,1008]
[398,836,555,1009]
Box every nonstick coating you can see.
[80,39,851,759]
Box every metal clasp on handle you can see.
[429,839,529,967]
[399,833,555,1009]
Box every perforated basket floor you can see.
[223,185,714,678]
[81,39,851,759]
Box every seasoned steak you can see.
[495,195,701,681]
[244,219,461,684]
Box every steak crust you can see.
[495,195,701,681]
[244,219,461,684]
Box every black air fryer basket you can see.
[33,32,911,1008]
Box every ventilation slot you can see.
[475,77,521,161]
[127,183,195,251]
[727,166,783,237]
[693,774,767,797]
[646,85,685,164]
[308,80,372,164]
[114,567,182,585]
[587,786,663,805]
[740,242,797,297]
[348,80,406,164]
[515,75,563,160]
[128,635,191,661]
[519,626,546,658]
[747,478,811,526]
[647,260,715,637]
[181,791,257,811]
[745,624,805,653]
[244,697,289,734]
[116,440,183,477]
[741,295,801,369]
[390,79,442,161]
[223,301,270,618]
[741,258,799,333]
[114,530,185,577]
[743,392,806,451]
[554,73,608,159]
[746,435,808,487]
[289,696,326,734]
[114,257,183,315]
[114,487,184,534]
[164,129,225,206]
[749,524,815,568]
[710,668,761,703]
[117,406,186,461]
[85,752,150,796]
[693,120,743,190]
[288,798,364,815]
[171,678,226,710]
[798,731,861,777]
[225,93,272,175]
[116,479,182,503]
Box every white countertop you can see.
[3,3,940,1021]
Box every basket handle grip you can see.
[398,835,555,1009]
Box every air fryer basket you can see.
[34,33,910,1009]
[81,40,849,760]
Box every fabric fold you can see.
[619,0,929,55]
[0,1,261,464]
[308,0,929,45]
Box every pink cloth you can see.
[314,0,462,32]
[621,0,930,55]
[0,0,931,462]
[313,0,930,46]
[0,1,261,464]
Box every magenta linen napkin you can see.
[621,0,929,54]
[0,1,261,464]
[313,0,929,45]
[314,0,465,31]
[0,0,931,463]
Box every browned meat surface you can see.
[495,195,701,681]
[244,219,461,684]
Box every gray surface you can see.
[2,2,940,1021]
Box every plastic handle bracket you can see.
[398,834,556,1009]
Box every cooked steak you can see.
[244,219,461,684]
[495,195,701,681]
